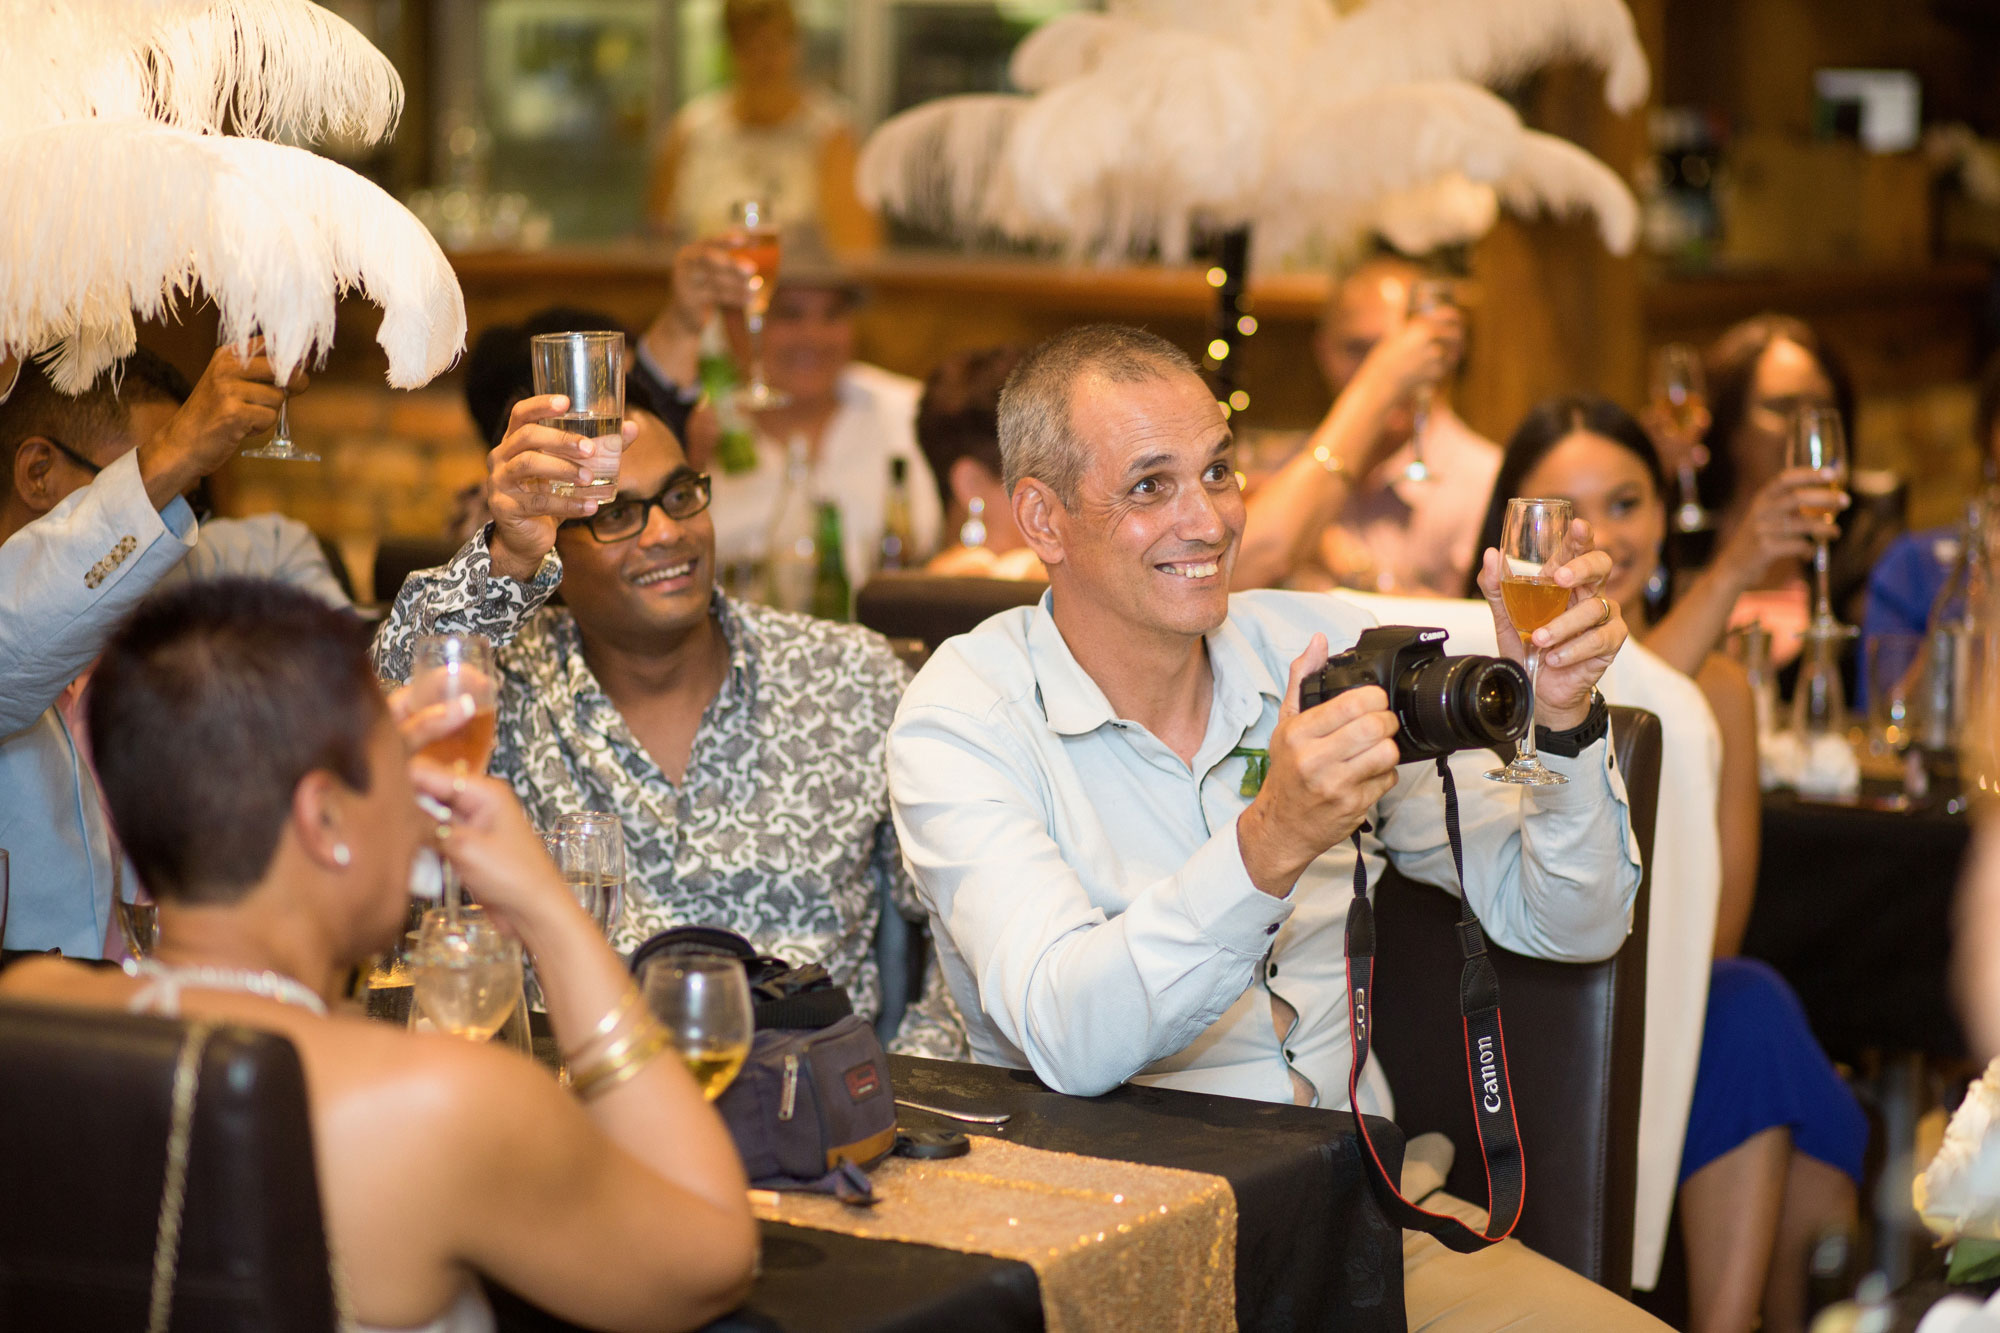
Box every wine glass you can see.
[238,392,319,461]
[529,331,625,500]
[1402,277,1455,483]
[720,200,787,410]
[407,634,499,921]
[1786,404,1852,637]
[1488,497,1576,787]
[409,907,523,1041]
[543,811,626,936]
[1650,344,1710,534]
[638,952,755,1101]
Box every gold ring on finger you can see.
[1594,594,1613,628]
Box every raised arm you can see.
[371,394,629,681]
[1232,310,1458,590]
[415,766,756,1332]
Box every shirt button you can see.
[1263,923,1279,936]
[1284,1048,1296,1061]
[1268,963,1278,979]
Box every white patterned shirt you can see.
[372,530,966,1058]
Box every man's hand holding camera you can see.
[1474,519,1626,731]
[1238,633,1404,899]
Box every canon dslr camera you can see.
[1299,626,1531,762]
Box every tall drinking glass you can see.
[1488,497,1576,787]
[1402,277,1455,483]
[1650,343,1710,533]
[544,811,627,936]
[639,952,755,1101]
[1787,404,1852,636]
[721,200,787,409]
[407,634,499,921]
[530,331,626,501]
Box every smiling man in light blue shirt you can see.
[888,325,1661,1331]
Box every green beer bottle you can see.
[810,502,851,622]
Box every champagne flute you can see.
[639,952,755,1101]
[409,908,522,1041]
[408,634,499,922]
[529,331,625,501]
[1488,497,1576,787]
[1786,404,1852,636]
[238,392,319,462]
[1650,344,1710,533]
[543,811,626,937]
[721,200,788,410]
[1402,277,1455,484]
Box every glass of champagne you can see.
[1650,343,1710,534]
[530,331,626,501]
[639,952,754,1101]
[238,392,318,462]
[1488,497,1576,787]
[721,199,787,410]
[1787,404,1852,636]
[544,811,626,937]
[407,634,499,921]
[1402,277,1455,483]
[409,907,523,1041]
[111,860,157,960]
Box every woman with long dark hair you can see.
[1471,398,1866,1333]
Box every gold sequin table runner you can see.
[751,1136,1237,1333]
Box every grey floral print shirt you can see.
[371,530,966,1058]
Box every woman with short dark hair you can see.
[0,579,756,1333]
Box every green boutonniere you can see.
[1229,746,1270,797]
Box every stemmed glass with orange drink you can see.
[1489,497,1576,787]
[720,199,787,409]
[407,634,499,919]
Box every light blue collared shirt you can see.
[0,453,347,955]
[888,588,1642,1113]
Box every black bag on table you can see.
[630,926,896,1203]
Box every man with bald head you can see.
[1234,253,1501,596]
[889,324,1663,1328]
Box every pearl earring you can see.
[960,496,987,549]
[332,843,352,867]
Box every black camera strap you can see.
[1341,756,1524,1254]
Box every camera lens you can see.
[1404,656,1531,754]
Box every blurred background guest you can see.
[645,0,877,255]
[707,260,942,593]
[1474,396,1866,1333]
[0,347,305,955]
[1233,253,1495,595]
[916,344,1041,580]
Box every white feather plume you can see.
[1318,0,1650,113]
[0,120,464,391]
[859,0,1647,268]
[0,0,402,143]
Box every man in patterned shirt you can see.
[372,377,964,1058]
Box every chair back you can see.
[1369,707,1660,1296]
[855,574,1048,659]
[371,536,462,607]
[0,1000,337,1332]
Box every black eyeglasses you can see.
[31,437,103,476]
[563,470,713,542]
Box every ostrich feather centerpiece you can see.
[858,0,1648,267]
[1,0,465,391]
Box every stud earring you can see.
[960,496,987,549]
[332,843,352,867]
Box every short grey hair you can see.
[997,324,1200,506]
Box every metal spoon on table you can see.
[895,1097,1012,1125]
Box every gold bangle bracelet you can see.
[571,1014,665,1083]
[571,1024,675,1102]
[559,985,646,1066]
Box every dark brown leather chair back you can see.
[1369,707,1660,1296]
[371,536,462,607]
[0,1000,337,1332]
[855,574,1048,658]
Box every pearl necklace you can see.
[125,958,329,1016]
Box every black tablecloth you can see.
[493,1055,1406,1333]
[1741,791,1972,1061]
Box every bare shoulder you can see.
[0,956,135,1006]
